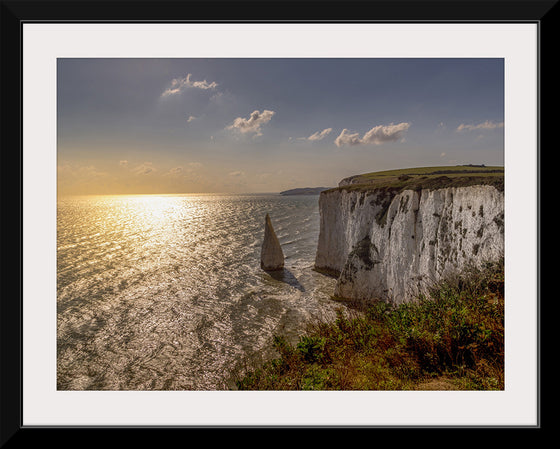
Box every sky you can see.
[57,58,504,195]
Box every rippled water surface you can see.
[57,194,341,390]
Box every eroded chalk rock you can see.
[261,213,284,271]
[316,185,504,304]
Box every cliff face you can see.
[314,185,504,304]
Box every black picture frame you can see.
[2,0,553,444]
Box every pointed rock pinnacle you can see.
[260,213,284,271]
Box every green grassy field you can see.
[332,165,504,193]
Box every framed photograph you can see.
[2,0,551,440]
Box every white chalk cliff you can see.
[314,185,504,304]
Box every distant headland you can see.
[279,187,331,196]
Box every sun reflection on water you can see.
[57,193,339,390]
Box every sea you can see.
[56,193,344,390]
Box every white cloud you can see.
[335,122,410,147]
[229,170,245,177]
[161,74,218,97]
[306,128,332,141]
[226,109,275,136]
[456,120,504,132]
[334,129,362,147]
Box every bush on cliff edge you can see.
[235,260,504,390]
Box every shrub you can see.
[297,336,327,363]
[235,260,504,390]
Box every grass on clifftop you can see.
[331,165,504,194]
[234,260,504,391]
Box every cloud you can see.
[132,162,156,175]
[334,129,362,147]
[167,166,184,176]
[226,109,275,136]
[164,162,204,179]
[119,160,129,167]
[306,128,333,141]
[228,170,245,177]
[161,74,218,97]
[335,122,410,147]
[456,120,504,132]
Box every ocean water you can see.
[57,193,342,390]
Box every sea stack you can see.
[260,213,284,271]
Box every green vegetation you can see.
[235,260,504,390]
[280,187,330,195]
[331,165,504,194]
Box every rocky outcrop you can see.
[261,213,284,271]
[315,185,504,304]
